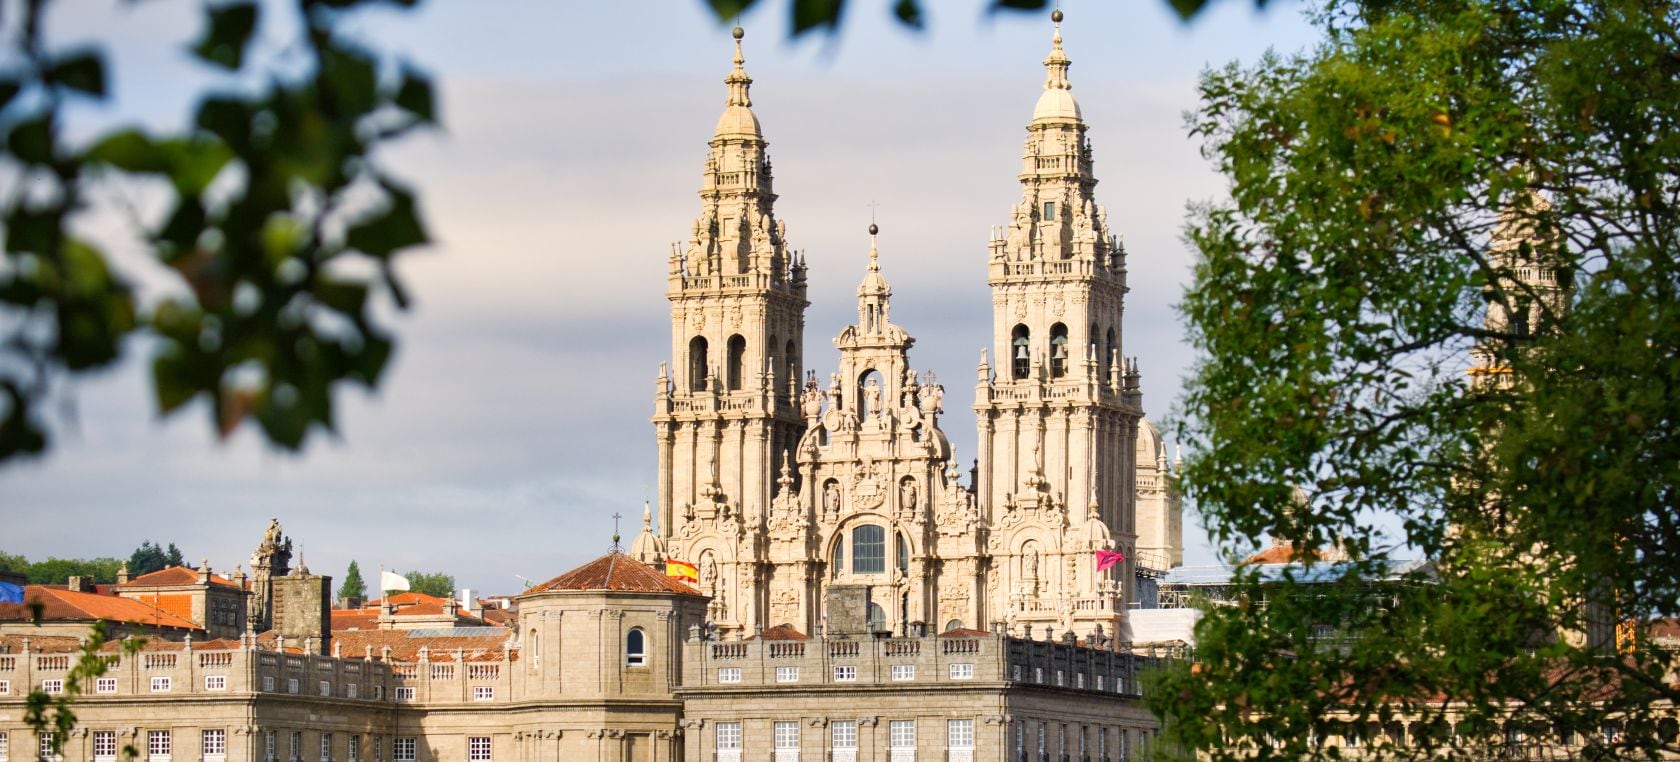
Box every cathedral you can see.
[643,15,1183,642]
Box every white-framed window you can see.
[1096,674,1105,692]
[150,676,171,693]
[372,685,384,700]
[0,679,8,695]
[716,723,742,750]
[372,737,382,762]
[203,729,226,760]
[948,663,974,680]
[948,719,974,750]
[1011,664,1024,681]
[42,679,64,694]
[775,666,799,683]
[93,730,117,761]
[0,730,8,762]
[263,675,275,692]
[833,665,857,682]
[468,737,491,762]
[291,731,302,762]
[717,667,741,683]
[393,738,416,762]
[205,674,227,691]
[148,729,172,760]
[287,677,299,694]
[831,721,858,750]
[1076,673,1085,689]
[346,683,359,699]
[319,680,332,697]
[347,735,360,762]
[394,686,415,701]
[889,720,916,749]
[890,664,915,681]
[1056,669,1065,686]
[472,686,495,701]
[774,721,799,749]
[39,732,58,762]
[625,627,646,666]
[1034,667,1044,684]
[264,731,276,762]
[320,733,332,761]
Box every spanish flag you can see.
[666,559,698,583]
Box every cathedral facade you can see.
[648,19,1183,642]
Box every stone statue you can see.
[863,377,881,419]
[899,479,918,512]
[1025,549,1039,580]
[823,482,840,519]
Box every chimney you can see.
[66,576,93,593]
[460,588,480,618]
[116,562,130,585]
[198,559,212,584]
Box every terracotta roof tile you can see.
[1244,544,1327,565]
[0,587,202,631]
[256,629,518,663]
[748,624,808,641]
[939,627,992,638]
[117,566,238,589]
[526,552,702,596]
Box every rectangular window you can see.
[372,685,384,700]
[890,664,915,681]
[0,731,7,762]
[393,739,415,762]
[472,686,495,701]
[39,732,57,762]
[205,675,227,691]
[394,686,415,701]
[148,730,171,759]
[348,736,359,762]
[1056,670,1065,686]
[851,526,886,573]
[263,675,275,692]
[775,666,799,683]
[346,683,358,699]
[715,723,742,750]
[287,678,299,694]
[948,720,974,750]
[948,663,974,680]
[774,722,798,750]
[468,737,491,762]
[1076,673,1085,689]
[831,721,857,750]
[203,729,226,759]
[373,738,382,762]
[717,667,741,683]
[889,720,915,750]
[321,733,332,761]
[1012,664,1023,681]
[1043,201,1056,220]
[319,680,332,697]
[150,676,171,693]
[94,731,117,760]
[42,679,64,694]
[832,665,857,682]
[264,731,276,762]
[1096,674,1104,692]
[0,679,7,695]
[292,731,302,762]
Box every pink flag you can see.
[1094,549,1126,573]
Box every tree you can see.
[401,570,454,599]
[127,541,171,577]
[25,556,123,585]
[339,560,367,601]
[1151,1,1680,759]
[0,0,432,462]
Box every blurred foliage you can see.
[1152,0,1680,758]
[401,569,454,598]
[702,0,1267,35]
[0,0,434,462]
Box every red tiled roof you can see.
[331,609,380,631]
[372,592,451,607]
[117,566,239,589]
[526,552,702,596]
[0,587,202,631]
[939,627,992,638]
[748,624,808,641]
[1244,544,1327,565]
[258,629,517,663]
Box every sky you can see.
[2,1,1321,596]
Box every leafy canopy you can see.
[402,570,455,599]
[339,560,368,600]
[1151,1,1680,759]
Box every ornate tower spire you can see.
[655,26,809,638]
[974,9,1144,640]
[857,223,892,335]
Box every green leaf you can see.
[791,0,843,35]
[0,79,21,112]
[1168,0,1211,20]
[86,129,168,173]
[394,68,435,124]
[49,51,105,98]
[152,344,201,415]
[345,182,427,258]
[191,2,260,70]
[159,136,234,195]
[893,0,923,29]
[989,0,1046,10]
[321,46,379,117]
[6,115,54,164]
[705,0,757,21]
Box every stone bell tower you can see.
[974,11,1142,639]
[653,27,808,636]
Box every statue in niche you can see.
[899,479,918,513]
[700,555,718,594]
[863,378,881,420]
[822,481,841,520]
[1025,549,1039,580]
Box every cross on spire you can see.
[611,512,623,551]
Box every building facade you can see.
[652,17,1183,644]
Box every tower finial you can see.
[611,512,623,551]
[725,26,752,108]
[1044,7,1071,92]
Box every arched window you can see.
[1011,325,1031,380]
[944,619,964,633]
[851,525,885,574]
[688,336,709,392]
[1089,322,1099,370]
[726,335,746,391]
[896,531,909,573]
[625,628,646,666]
[528,629,540,670]
[832,536,844,579]
[867,602,886,632]
[1049,323,1069,378]
[1105,328,1117,377]
[785,338,797,380]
